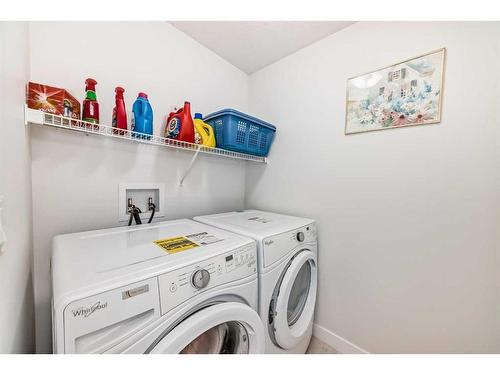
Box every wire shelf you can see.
[24,107,267,163]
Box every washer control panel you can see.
[158,243,257,315]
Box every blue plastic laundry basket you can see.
[203,109,276,157]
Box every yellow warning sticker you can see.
[154,236,199,254]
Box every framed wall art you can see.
[345,48,446,134]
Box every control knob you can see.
[192,269,210,289]
[296,232,305,242]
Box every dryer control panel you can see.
[262,223,317,268]
[158,243,257,315]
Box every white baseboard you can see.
[313,323,369,354]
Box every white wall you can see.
[0,22,35,353]
[16,20,500,354]
[29,22,250,353]
[247,22,500,353]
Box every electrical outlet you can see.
[118,183,165,222]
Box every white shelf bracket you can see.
[179,146,202,186]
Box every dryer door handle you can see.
[273,250,317,350]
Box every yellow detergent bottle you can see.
[193,113,216,147]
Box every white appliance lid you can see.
[194,210,314,240]
[52,219,254,304]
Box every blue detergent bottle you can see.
[132,92,153,139]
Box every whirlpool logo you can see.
[71,301,108,318]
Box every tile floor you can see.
[306,337,338,354]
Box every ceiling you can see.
[170,21,355,74]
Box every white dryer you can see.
[194,210,318,354]
[51,219,264,354]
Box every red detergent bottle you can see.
[112,86,127,135]
[82,78,99,125]
[165,101,195,143]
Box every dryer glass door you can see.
[149,302,264,354]
[287,260,312,326]
[271,250,317,350]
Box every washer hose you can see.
[148,202,156,224]
[128,205,142,226]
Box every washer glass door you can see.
[179,321,248,354]
[149,302,264,354]
[271,250,317,350]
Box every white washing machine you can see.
[194,210,318,354]
[51,219,265,354]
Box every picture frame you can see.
[345,48,446,135]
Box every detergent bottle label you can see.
[194,130,202,144]
[166,117,181,139]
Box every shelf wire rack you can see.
[24,107,267,163]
